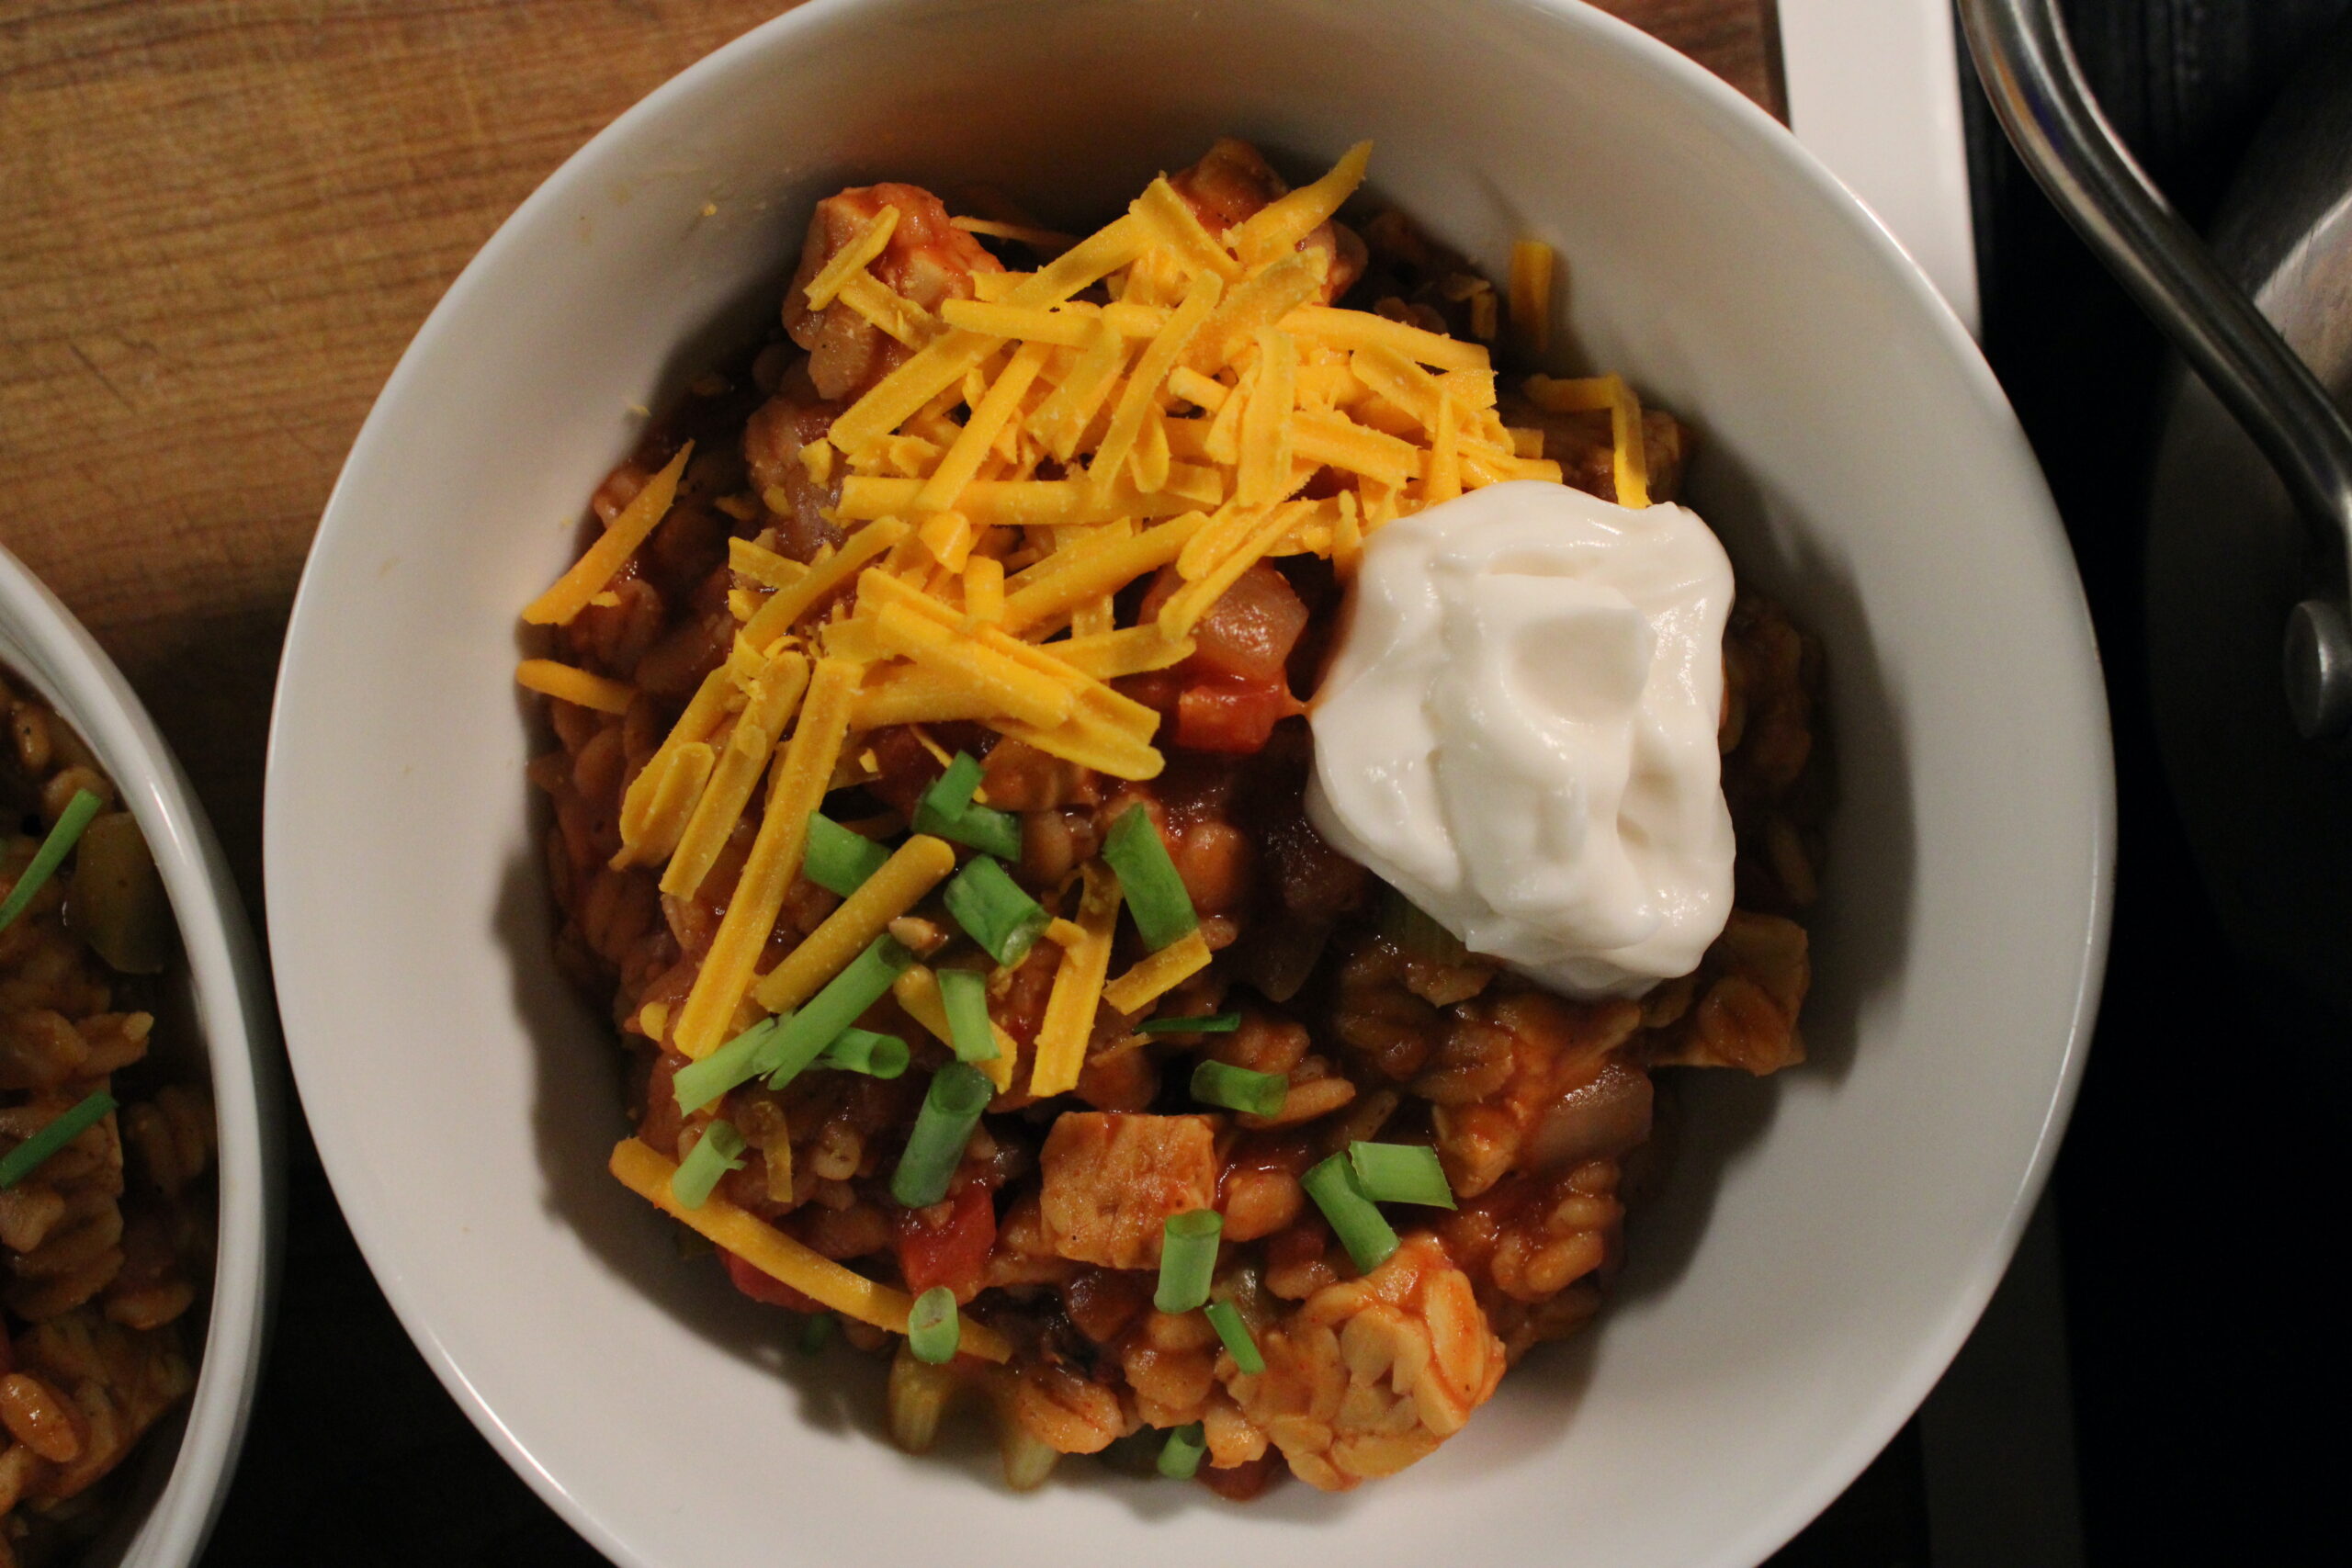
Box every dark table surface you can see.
[187,2,2351,1562]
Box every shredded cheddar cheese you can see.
[805,205,902,309]
[661,648,811,899]
[610,1138,1010,1359]
[1028,862,1123,1098]
[515,659,633,715]
[1508,240,1554,355]
[751,834,956,1013]
[522,444,692,626]
[672,658,861,1058]
[1102,929,1213,1014]
[520,151,1672,1197]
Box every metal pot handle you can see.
[1957,0,2352,740]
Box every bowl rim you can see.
[0,543,285,1568]
[266,0,2115,1562]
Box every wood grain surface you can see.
[0,0,1779,899]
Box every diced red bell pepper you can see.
[895,1177,998,1299]
[1174,676,1303,754]
[720,1248,825,1314]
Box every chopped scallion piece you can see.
[1203,1300,1264,1376]
[944,800,1023,863]
[916,751,984,822]
[0,1088,116,1190]
[0,789,105,935]
[908,1284,960,1364]
[913,752,1023,861]
[1153,1209,1222,1313]
[935,966,1000,1064]
[759,935,916,1089]
[797,1312,836,1354]
[1101,805,1197,951]
[1301,1153,1400,1273]
[804,811,892,897]
[669,1120,747,1208]
[1156,1422,1207,1480]
[1348,1141,1457,1209]
[889,1063,993,1209]
[672,1016,783,1114]
[1189,1059,1286,1118]
[941,854,1050,967]
[819,1027,910,1079]
[1136,1012,1240,1034]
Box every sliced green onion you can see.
[0,1089,118,1190]
[1101,805,1197,951]
[1348,1141,1457,1209]
[819,1027,910,1078]
[941,855,1050,967]
[1302,1153,1400,1273]
[1153,1208,1222,1313]
[935,966,1000,1064]
[889,1063,993,1209]
[1099,1428,1167,1476]
[1189,1059,1286,1118]
[797,1312,836,1354]
[0,789,105,935]
[908,1284,961,1364]
[916,750,984,821]
[1136,1012,1240,1034]
[759,935,915,1089]
[1203,1300,1265,1376]
[913,752,1023,861]
[1156,1422,1207,1480]
[676,937,915,1111]
[669,1120,747,1208]
[804,811,892,897]
[673,1016,784,1114]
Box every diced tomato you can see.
[1135,561,1309,754]
[1175,676,1303,754]
[720,1248,826,1314]
[1186,564,1310,685]
[895,1178,998,1299]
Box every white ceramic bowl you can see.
[265,2,2113,1564]
[1,544,280,1567]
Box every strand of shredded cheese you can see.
[514,660,633,714]
[661,648,811,899]
[919,341,1053,515]
[751,834,956,1013]
[614,741,715,869]
[803,205,902,309]
[610,1138,1010,1359]
[1101,928,1212,1014]
[729,536,810,591]
[1227,141,1371,270]
[998,510,1207,635]
[672,658,861,1058]
[1508,239,1555,355]
[741,519,911,652]
[523,444,693,626]
[1027,862,1123,1097]
[1087,269,1224,502]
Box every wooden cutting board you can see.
[0,0,1781,896]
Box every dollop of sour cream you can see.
[1306,480,1736,998]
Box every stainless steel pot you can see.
[1962,0,2352,1019]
